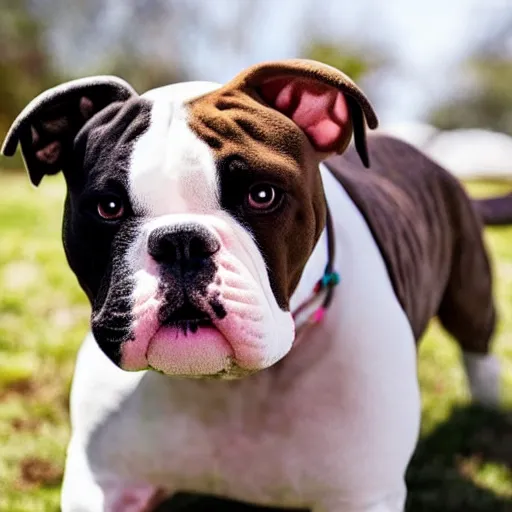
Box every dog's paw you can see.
[463,352,501,408]
[107,486,168,512]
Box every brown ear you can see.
[1,76,137,186]
[222,59,378,167]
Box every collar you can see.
[292,206,340,326]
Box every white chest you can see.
[86,343,363,507]
[65,167,421,510]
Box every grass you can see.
[0,170,511,511]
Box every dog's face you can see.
[2,60,377,378]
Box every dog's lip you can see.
[160,301,213,330]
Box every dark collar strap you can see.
[292,205,340,323]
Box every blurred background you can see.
[6,0,512,145]
[1,0,512,510]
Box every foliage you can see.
[430,57,512,135]
[303,40,387,82]
[0,0,58,156]
[429,17,512,135]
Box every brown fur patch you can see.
[187,60,376,309]
[188,92,325,309]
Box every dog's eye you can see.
[97,196,125,220]
[247,184,282,212]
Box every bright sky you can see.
[183,0,511,124]
[49,0,512,125]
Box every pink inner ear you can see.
[259,77,350,152]
[35,140,61,165]
[79,96,95,119]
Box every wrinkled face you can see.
[62,82,326,377]
[3,60,377,378]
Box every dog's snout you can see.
[148,224,220,268]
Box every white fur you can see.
[462,352,501,407]
[142,82,221,103]
[61,160,421,511]
[123,84,295,375]
[130,88,220,216]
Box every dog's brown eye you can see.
[247,184,281,211]
[97,196,125,220]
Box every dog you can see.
[1,59,507,512]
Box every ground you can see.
[0,170,511,511]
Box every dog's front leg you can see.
[60,438,104,511]
[63,474,166,512]
[61,437,167,512]
[103,485,168,512]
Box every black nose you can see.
[148,224,220,270]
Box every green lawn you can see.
[0,170,511,511]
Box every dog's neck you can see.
[289,164,331,330]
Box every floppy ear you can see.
[1,76,137,186]
[225,59,378,167]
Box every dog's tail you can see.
[474,193,512,226]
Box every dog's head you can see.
[2,59,377,378]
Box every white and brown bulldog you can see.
[1,59,506,512]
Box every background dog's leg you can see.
[436,185,501,407]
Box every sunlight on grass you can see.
[472,462,512,498]
[0,171,86,510]
[0,170,511,510]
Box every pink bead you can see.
[312,307,326,323]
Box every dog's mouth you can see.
[134,298,233,377]
[160,301,214,335]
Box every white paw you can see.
[106,485,167,512]
[463,352,501,407]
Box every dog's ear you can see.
[1,76,137,186]
[222,59,378,167]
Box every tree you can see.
[0,0,58,146]
[429,57,512,135]
[304,40,386,82]
[429,15,512,135]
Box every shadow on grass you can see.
[155,406,512,511]
[406,405,512,511]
